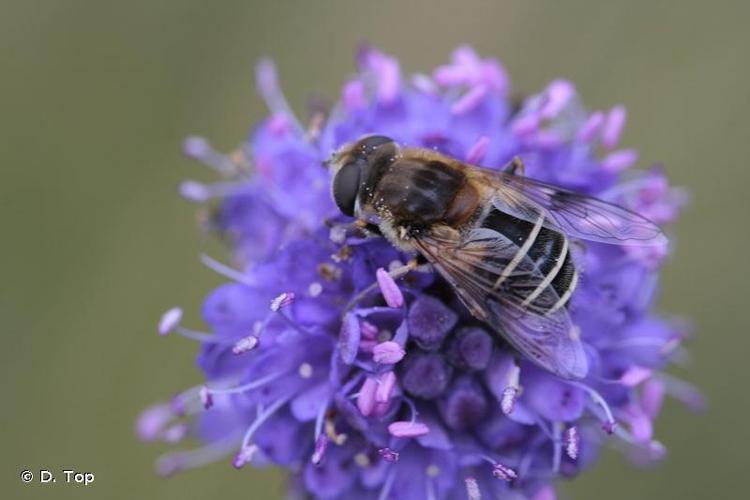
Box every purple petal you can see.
[407,295,457,350]
[136,403,171,441]
[402,352,452,399]
[525,375,585,422]
[338,312,361,365]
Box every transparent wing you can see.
[413,225,588,379]
[471,167,667,246]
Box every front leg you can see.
[503,156,525,177]
[354,219,384,237]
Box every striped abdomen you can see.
[483,208,578,312]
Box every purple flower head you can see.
[139,46,697,499]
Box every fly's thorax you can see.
[366,156,471,225]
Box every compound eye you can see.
[358,135,393,155]
[332,161,361,217]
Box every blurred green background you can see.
[2,0,747,498]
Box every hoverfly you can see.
[328,135,666,379]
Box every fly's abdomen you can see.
[482,208,578,312]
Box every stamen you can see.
[313,396,328,441]
[501,387,518,416]
[267,114,290,136]
[602,105,627,149]
[641,379,665,419]
[619,366,653,387]
[378,468,396,500]
[178,180,213,203]
[577,111,605,142]
[232,335,259,355]
[465,476,481,500]
[619,404,652,442]
[378,447,399,463]
[359,48,400,104]
[329,224,348,244]
[540,80,575,119]
[342,79,366,110]
[357,377,378,417]
[512,113,540,137]
[501,361,521,416]
[174,326,217,343]
[162,423,188,444]
[403,396,419,423]
[360,320,379,340]
[567,381,617,434]
[345,263,414,312]
[465,136,491,164]
[661,335,683,356]
[387,420,430,438]
[602,420,618,435]
[564,426,580,460]
[516,433,546,477]
[277,308,313,336]
[647,440,667,460]
[170,386,202,416]
[240,394,294,451]
[232,444,258,469]
[602,335,682,354]
[602,149,638,173]
[492,462,518,482]
[204,371,286,397]
[376,267,404,308]
[533,486,557,500]
[200,254,255,286]
[156,309,224,346]
[255,58,304,135]
[452,85,487,114]
[157,435,238,476]
[270,292,295,312]
[372,341,406,364]
[311,435,329,466]
[199,386,214,410]
[412,73,438,95]
[375,371,397,403]
[656,373,706,412]
[179,180,240,203]
[156,455,182,477]
[158,307,183,336]
[136,403,172,441]
[182,136,238,176]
